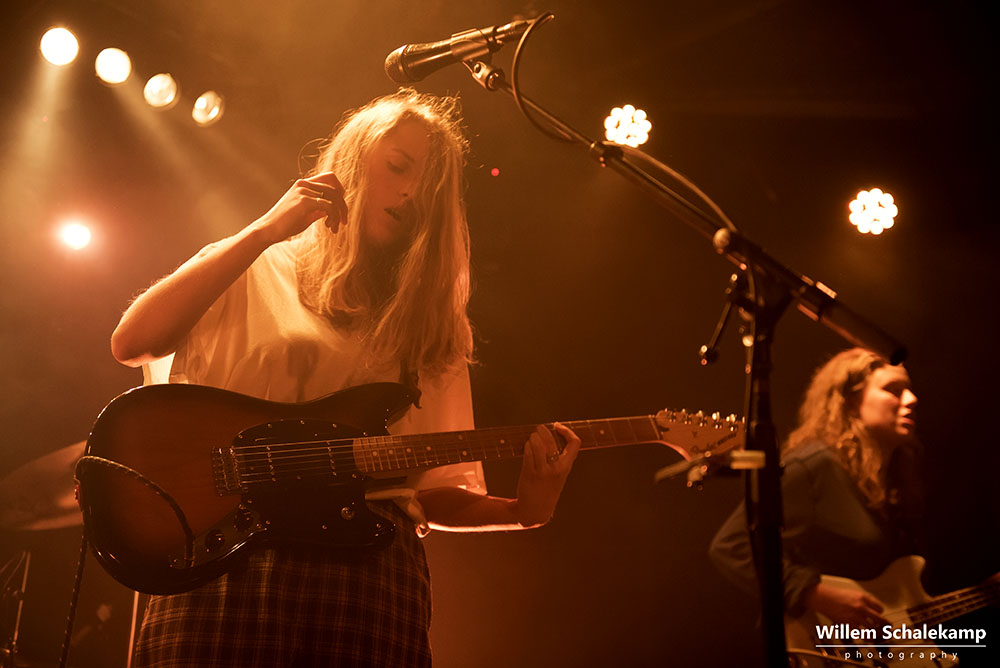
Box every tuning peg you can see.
[654,409,677,429]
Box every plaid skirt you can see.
[133,502,432,668]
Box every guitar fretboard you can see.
[355,416,662,473]
[907,576,1000,626]
[213,410,742,495]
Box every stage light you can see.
[59,222,92,250]
[490,167,500,177]
[604,104,652,147]
[40,27,79,66]
[848,188,897,235]
[192,91,224,126]
[95,48,131,84]
[143,73,179,109]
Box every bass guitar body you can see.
[785,555,1000,668]
[77,382,415,595]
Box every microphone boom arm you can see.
[459,55,907,668]
[463,59,905,362]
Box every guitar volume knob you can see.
[204,529,226,551]
[234,506,253,531]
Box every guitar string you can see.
[227,416,664,455]
[908,583,1000,625]
[216,416,739,485]
[878,581,1000,626]
[229,442,652,482]
[223,416,725,464]
[226,420,670,481]
[221,417,667,479]
[230,447,520,482]
[232,435,526,468]
[908,580,999,616]
[227,439,653,484]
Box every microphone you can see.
[385,19,531,84]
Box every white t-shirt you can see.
[144,241,486,531]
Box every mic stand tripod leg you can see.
[0,550,30,668]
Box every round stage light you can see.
[848,188,898,235]
[144,73,179,109]
[59,222,92,250]
[604,104,652,147]
[40,27,79,66]
[95,48,131,84]
[192,91,224,126]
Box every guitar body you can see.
[787,556,959,668]
[77,382,416,595]
[77,382,746,595]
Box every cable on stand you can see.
[57,532,88,668]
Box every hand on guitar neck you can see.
[513,423,581,526]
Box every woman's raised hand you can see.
[254,171,349,245]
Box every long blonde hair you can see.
[294,89,473,380]
[785,348,894,507]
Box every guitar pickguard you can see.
[190,417,397,565]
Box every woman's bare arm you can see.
[111,173,348,366]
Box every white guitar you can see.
[786,556,999,667]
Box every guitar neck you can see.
[908,575,1000,626]
[356,416,661,474]
[217,404,742,494]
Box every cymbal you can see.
[0,441,85,531]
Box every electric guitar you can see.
[786,556,999,667]
[75,382,744,595]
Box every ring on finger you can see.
[545,452,560,463]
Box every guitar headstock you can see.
[653,408,745,461]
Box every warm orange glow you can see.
[848,188,897,235]
[58,221,92,250]
[144,73,179,109]
[192,91,224,126]
[40,27,79,66]
[604,104,651,147]
[95,48,131,84]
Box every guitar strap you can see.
[398,358,422,410]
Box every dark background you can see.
[1,1,996,666]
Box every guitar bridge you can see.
[212,447,241,495]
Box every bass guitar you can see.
[786,556,999,667]
[75,382,744,594]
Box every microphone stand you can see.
[461,60,906,667]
